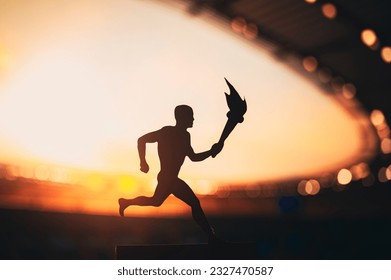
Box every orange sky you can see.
[0,0,376,192]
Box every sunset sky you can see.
[0,0,375,191]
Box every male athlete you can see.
[118,105,224,243]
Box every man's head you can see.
[175,105,194,128]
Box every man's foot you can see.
[118,198,126,217]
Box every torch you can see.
[211,78,247,158]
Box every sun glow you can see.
[0,0,376,215]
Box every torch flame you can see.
[224,78,247,123]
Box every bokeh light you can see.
[297,180,308,196]
[377,126,390,140]
[350,162,370,180]
[381,138,391,154]
[302,56,318,72]
[243,23,258,40]
[342,83,356,99]
[361,29,378,47]
[337,168,352,185]
[321,3,337,19]
[378,167,388,183]
[231,17,246,33]
[381,46,391,63]
[370,110,385,127]
[305,179,321,195]
[318,68,332,83]
[216,185,231,198]
[297,179,321,195]
[386,165,391,181]
[195,179,214,195]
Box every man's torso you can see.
[157,126,190,176]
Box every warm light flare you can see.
[377,126,390,139]
[381,138,391,154]
[231,17,246,33]
[297,180,308,196]
[231,17,258,40]
[321,3,337,19]
[378,167,388,183]
[350,162,369,180]
[337,169,352,185]
[302,56,318,72]
[361,29,378,47]
[317,68,332,83]
[370,109,385,127]
[118,175,137,193]
[297,179,320,196]
[216,185,231,198]
[386,165,391,181]
[342,83,356,99]
[194,179,215,195]
[243,23,258,40]
[381,47,391,63]
[305,179,321,195]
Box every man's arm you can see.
[138,129,160,173]
[187,146,213,162]
[187,133,222,162]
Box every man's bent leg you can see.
[118,183,171,216]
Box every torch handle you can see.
[218,118,238,144]
[211,117,238,158]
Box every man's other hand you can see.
[140,161,150,173]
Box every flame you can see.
[224,78,247,123]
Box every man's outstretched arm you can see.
[188,147,212,162]
[188,143,222,162]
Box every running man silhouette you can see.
[118,105,224,243]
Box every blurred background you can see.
[0,0,390,259]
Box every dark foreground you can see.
[1,206,391,259]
